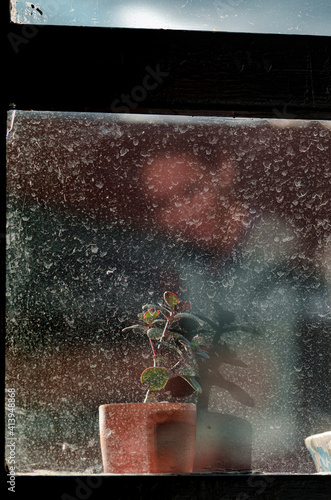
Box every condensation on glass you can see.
[6,111,331,473]
[10,0,331,35]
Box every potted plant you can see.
[99,290,259,473]
[99,291,210,474]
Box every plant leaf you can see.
[143,308,159,324]
[158,340,184,357]
[122,324,146,332]
[172,332,191,347]
[180,376,202,393]
[175,312,203,324]
[147,327,163,340]
[164,291,179,308]
[151,319,167,327]
[142,303,170,316]
[141,367,170,391]
[194,351,210,359]
[178,363,196,378]
[174,301,192,313]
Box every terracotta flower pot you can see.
[99,402,196,474]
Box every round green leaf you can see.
[164,291,179,308]
[141,367,170,391]
[143,308,159,324]
[147,327,163,339]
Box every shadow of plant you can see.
[171,301,261,409]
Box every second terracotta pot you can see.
[99,402,196,474]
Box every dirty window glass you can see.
[11,0,331,35]
[6,111,331,473]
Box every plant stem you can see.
[149,337,157,361]
[160,318,170,341]
[144,339,160,403]
[144,389,158,403]
[143,390,149,403]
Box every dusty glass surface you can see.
[11,0,331,36]
[6,111,331,473]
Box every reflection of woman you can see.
[143,154,249,256]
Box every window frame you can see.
[4,8,331,120]
[3,1,331,495]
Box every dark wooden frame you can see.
[3,3,331,497]
[4,17,331,119]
